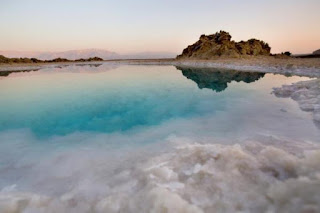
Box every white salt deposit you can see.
[1,138,320,213]
[273,79,320,125]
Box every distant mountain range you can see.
[0,49,176,60]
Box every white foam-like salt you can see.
[273,79,320,124]
[1,137,320,213]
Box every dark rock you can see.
[0,55,11,63]
[177,30,271,59]
[75,57,103,62]
[75,58,86,62]
[0,55,33,64]
[31,58,42,63]
[272,52,292,59]
[47,58,71,63]
[313,49,320,55]
[283,51,292,57]
[87,57,103,61]
[0,55,104,64]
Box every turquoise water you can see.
[0,65,225,137]
[0,64,320,205]
[0,64,318,140]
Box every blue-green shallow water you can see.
[0,64,319,141]
[0,65,224,137]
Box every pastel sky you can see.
[1,0,320,54]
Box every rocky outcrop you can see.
[177,31,271,59]
[313,49,320,55]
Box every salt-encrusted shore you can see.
[172,58,320,78]
[273,79,320,126]
[1,57,320,77]
[1,138,320,213]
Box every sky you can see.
[1,0,320,54]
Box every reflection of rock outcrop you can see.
[177,67,265,92]
[0,64,109,77]
[0,69,40,77]
[75,63,102,68]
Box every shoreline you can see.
[1,57,320,77]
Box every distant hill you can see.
[0,49,119,60]
[294,49,320,58]
[121,51,176,59]
[36,49,120,60]
[313,49,320,55]
[0,49,176,60]
[0,55,104,64]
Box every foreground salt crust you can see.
[1,140,320,213]
[273,79,320,126]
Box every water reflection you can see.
[75,63,102,67]
[0,69,40,77]
[0,65,318,138]
[176,67,265,92]
[0,63,104,77]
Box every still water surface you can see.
[0,64,319,212]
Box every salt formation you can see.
[273,79,320,125]
[1,140,320,213]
